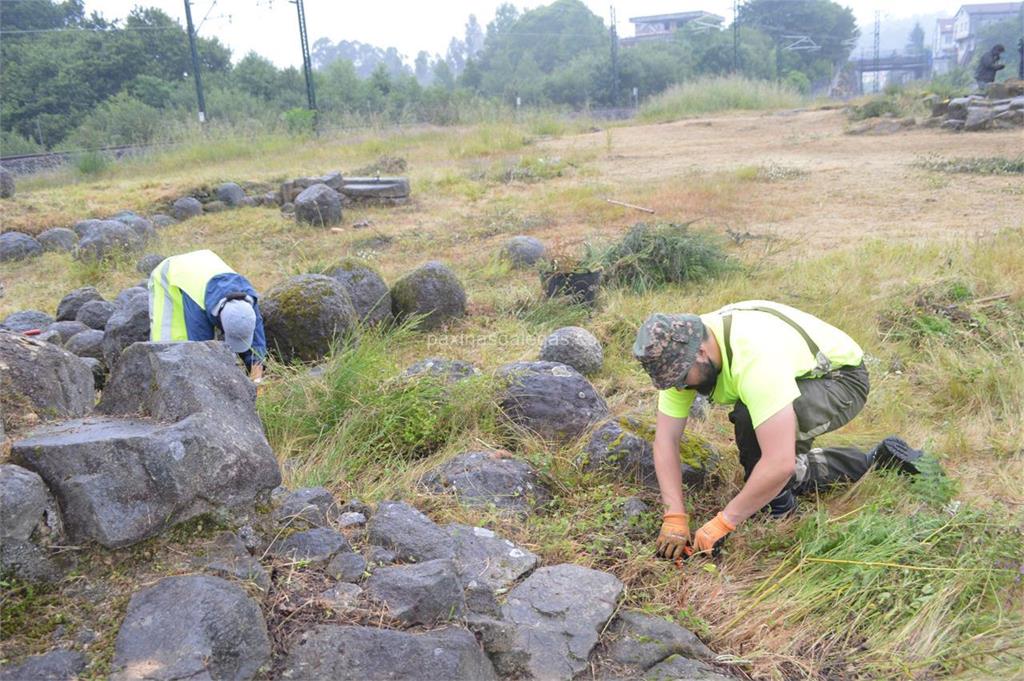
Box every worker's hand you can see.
[656,512,692,560]
[250,363,264,383]
[692,512,736,557]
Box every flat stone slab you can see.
[282,625,496,680]
[603,611,714,671]
[446,523,538,595]
[643,655,735,680]
[340,176,410,199]
[366,500,454,562]
[422,451,552,515]
[365,558,466,625]
[268,527,351,565]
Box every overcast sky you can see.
[84,0,966,68]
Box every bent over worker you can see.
[148,249,267,380]
[632,301,923,559]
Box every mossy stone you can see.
[390,261,466,331]
[262,274,358,363]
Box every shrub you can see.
[586,222,734,293]
[848,96,901,121]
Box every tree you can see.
[432,58,455,91]
[447,37,467,76]
[465,14,485,58]
[906,22,925,56]
[414,51,433,85]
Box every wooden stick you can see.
[970,293,1010,306]
[329,227,345,233]
[605,198,655,214]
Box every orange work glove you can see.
[656,512,692,560]
[692,512,736,557]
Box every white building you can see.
[952,2,1022,65]
[932,18,957,74]
[620,11,724,47]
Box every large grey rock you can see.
[540,326,603,375]
[366,500,454,562]
[446,523,538,606]
[295,183,342,227]
[390,261,467,330]
[0,330,94,425]
[0,167,13,198]
[81,357,107,390]
[498,361,609,443]
[404,357,479,383]
[0,650,87,681]
[63,328,105,361]
[422,451,551,515]
[216,182,247,206]
[643,655,735,681]
[283,625,497,680]
[45,320,89,344]
[111,575,270,681]
[111,214,156,242]
[75,220,144,261]
[72,219,102,238]
[199,532,271,591]
[0,231,42,262]
[964,106,995,131]
[493,564,624,679]
[136,253,165,275]
[0,464,62,542]
[75,299,116,330]
[0,538,67,583]
[2,309,54,332]
[275,486,337,527]
[13,342,280,548]
[326,552,367,582]
[262,274,358,363]
[151,213,176,228]
[100,287,150,370]
[268,527,351,565]
[36,227,78,253]
[56,286,104,321]
[365,558,466,624]
[327,257,392,325]
[339,176,411,201]
[170,196,203,220]
[503,235,546,267]
[583,419,718,489]
[603,611,714,672]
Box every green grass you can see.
[639,76,804,123]
[916,156,1024,176]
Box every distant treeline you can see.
[16,0,999,153]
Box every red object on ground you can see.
[23,329,42,336]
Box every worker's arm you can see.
[722,403,797,526]
[653,410,688,514]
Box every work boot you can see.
[767,488,797,518]
[868,436,924,475]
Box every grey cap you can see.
[632,313,704,389]
[220,299,256,353]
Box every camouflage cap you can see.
[632,313,705,389]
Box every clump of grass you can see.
[586,222,735,294]
[916,156,1024,176]
[847,96,902,121]
[639,76,803,123]
[74,150,111,175]
[735,162,807,182]
[497,156,573,184]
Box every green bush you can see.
[65,92,167,148]
[847,96,901,121]
[586,222,735,293]
[282,107,317,136]
[73,151,110,175]
[0,129,44,156]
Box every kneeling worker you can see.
[148,249,267,380]
[632,301,923,559]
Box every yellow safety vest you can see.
[149,250,236,342]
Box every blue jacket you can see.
[180,272,267,369]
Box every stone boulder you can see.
[0,166,13,198]
[101,287,150,370]
[136,253,165,275]
[539,326,603,375]
[601,611,713,673]
[446,523,538,610]
[275,486,338,527]
[64,328,105,361]
[492,564,624,679]
[170,196,203,220]
[151,213,176,229]
[72,219,102,237]
[0,231,42,262]
[422,450,551,515]
[111,214,156,242]
[216,182,247,206]
[75,299,116,330]
[0,464,62,542]
[295,183,343,226]
[0,650,87,681]
[582,419,718,489]
[503,235,546,267]
[390,261,467,330]
[326,552,367,582]
[283,625,497,680]
[642,655,735,681]
[81,357,107,390]
[0,331,94,426]
[75,220,144,261]
[56,286,104,321]
[365,558,466,624]
[36,227,78,253]
[110,575,270,681]
[13,342,281,547]
[339,176,411,202]
[261,274,358,363]
[46,320,89,344]
[964,106,995,131]
[403,357,479,383]
[2,309,54,332]
[367,500,454,562]
[327,257,392,325]
[498,361,609,443]
[198,532,271,591]
[268,527,351,565]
